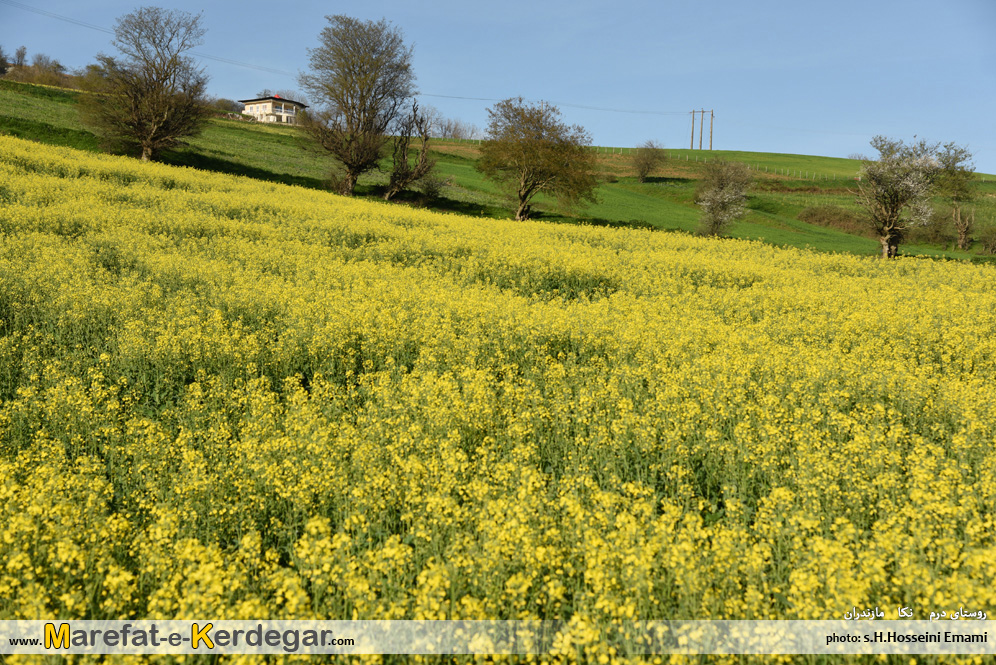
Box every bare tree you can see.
[856,136,941,258]
[422,105,481,140]
[14,46,27,68]
[31,53,63,72]
[435,116,480,140]
[299,15,416,195]
[935,142,976,250]
[255,88,308,105]
[6,52,68,85]
[448,120,480,140]
[78,6,211,162]
[632,140,667,182]
[696,160,752,236]
[477,97,599,221]
[384,100,434,201]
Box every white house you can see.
[238,95,308,125]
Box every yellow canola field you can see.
[2,136,996,662]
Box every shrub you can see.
[978,226,996,255]
[905,209,955,246]
[414,174,450,207]
[632,140,667,182]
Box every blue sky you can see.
[3,0,995,172]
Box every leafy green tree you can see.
[935,142,976,250]
[78,6,211,162]
[477,97,599,221]
[299,15,416,195]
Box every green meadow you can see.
[2,79,993,261]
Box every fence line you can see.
[658,151,858,183]
[436,138,989,182]
[434,139,995,183]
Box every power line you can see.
[0,0,294,76]
[557,103,688,117]
[187,53,293,77]
[420,93,498,103]
[421,93,688,117]
[2,0,695,118]
[0,0,112,34]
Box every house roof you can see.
[238,95,308,108]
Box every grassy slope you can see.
[2,78,994,261]
[0,80,99,151]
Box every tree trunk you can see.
[888,236,900,258]
[140,145,153,162]
[342,171,358,196]
[879,234,900,259]
[954,205,972,251]
[957,226,969,251]
[879,236,890,259]
[515,201,531,221]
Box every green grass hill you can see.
[2,78,994,262]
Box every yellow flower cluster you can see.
[2,135,996,664]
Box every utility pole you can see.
[699,108,704,150]
[690,110,695,150]
[709,110,714,150]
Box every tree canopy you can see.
[632,140,667,183]
[857,136,942,258]
[299,15,416,195]
[935,142,976,250]
[695,160,752,237]
[477,98,599,221]
[78,6,211,162]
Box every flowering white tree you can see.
[696,160,752,236]
[857,136,941,258]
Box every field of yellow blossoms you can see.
[2,135,996,663]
